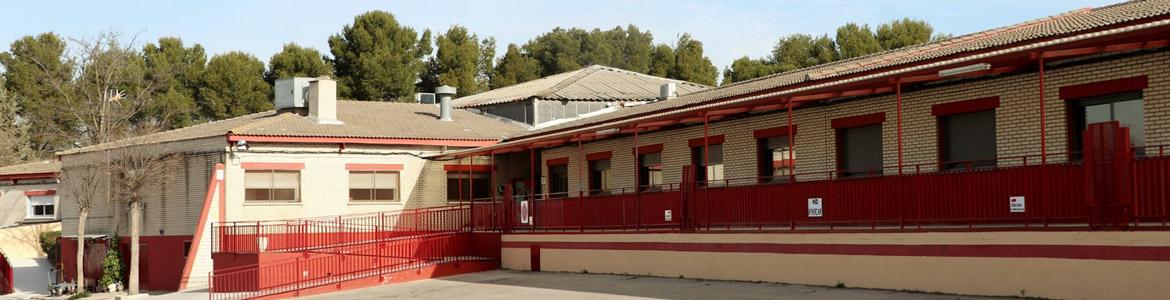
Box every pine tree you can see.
[0,33,74,153]
[199,52,271,119]
[423,25,489,96]
[490,44,541,89]
[669,34,717,86]
[143,37,206,129]
[265,43,331,84]
[0,87,34,165]
[327,11,431,101]
[835,23,884,59]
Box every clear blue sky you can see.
[0,0,1117,75]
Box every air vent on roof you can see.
[416,93,437,105]
[658,82,677,101]
[274,77,314,111]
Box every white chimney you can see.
[435,85,457,121]
[308,76,342,124]
[659,82,678,100]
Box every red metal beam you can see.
[705,107,752,116]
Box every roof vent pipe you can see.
[436,85,457,121]
[659,82,677,100]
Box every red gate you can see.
[1083,121,1134,228]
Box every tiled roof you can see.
[453,65,710,108]
[504,0,1170,141]
[58,101,526,155]
[0,160,60,176]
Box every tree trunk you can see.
[76,210,87,292]
[128,201,140,294]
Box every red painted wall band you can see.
[586,151,612,161]
[24,190,56,196]
[632,144,664,154]
[687,135,725,148]
[240,162,304,170]
[831,113,886,129]
[753,125,798,139]
[931,97,1001,116]
[1059,75,1148,100]
[546,157,569,166]
[443,164,494,172]
[501,241,1170,262]
[345,163,404,171]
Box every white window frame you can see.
[27,195,56,219]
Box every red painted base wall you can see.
[60,235,193,291]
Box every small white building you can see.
[55,77,525,291]
[0,160,60,259]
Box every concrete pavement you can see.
[300,270,1013,300]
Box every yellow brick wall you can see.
[223,143,491,222]
[538,50,1170,193]
[58,137,226,237]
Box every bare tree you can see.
[43,31,159,148]
[60,165,105,291]
[106,137,179,295]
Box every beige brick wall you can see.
[537,50,1170,193]
[58,137,226,237]
[222,143,491,222]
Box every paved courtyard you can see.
[302,270,1013,300]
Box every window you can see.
[447,172,490,201]
[349,171,400,201]
[244,170,300,201]
[638,152,663,189]
[183,241,193,258]
[939,110,997,170]
[588,159,611,195]
[690,144,724,184]
[547,164,569,197]
[758,137,794,183]
[837,124,883,178]
[1070,91,1144,156]
[27,195,55,218]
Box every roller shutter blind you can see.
[838,125,882,177]
[941,110,997,170]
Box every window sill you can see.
[348,201,402,206]
[243,201,302,206]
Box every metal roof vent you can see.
[274,77,314,113]
[435,85,457,121]
[659,82,677,101]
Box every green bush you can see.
[39,230,61,265]
[98,237,124,289]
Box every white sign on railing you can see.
[520,200,530,224]
[808,198,823,217]
[664,210,672,222]
[1010,196,1026,213]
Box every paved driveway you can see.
[302,270,1011,300]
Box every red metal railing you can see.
[0,249,12,295]
[499,146,1170,232]
[209,232,500,300]
[213,204,480,254]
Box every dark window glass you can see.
[690,144,724,184]
[940,110,997,170]
[758,136,794,183]
[1070,91,1144,157]
[447,172,491,201]
[638,152,663,189]
[588,159,611,195]
[838,125,883,178]
[548,164,569,197]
